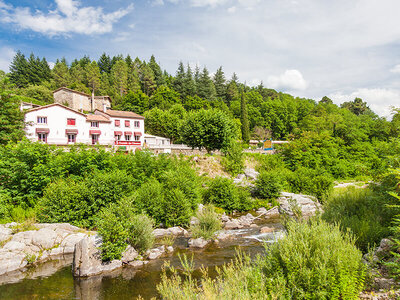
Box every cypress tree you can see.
[240,92,250,143]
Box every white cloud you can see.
[0,46,15,72]
[391,64,400,74]
[0,0,133,36]
[227,6,236,13]
[48,62,55,69]
[113,32,131,42]
[267,69,308,91]
[189,0,228,7]
[329,88,400,118]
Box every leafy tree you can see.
[150,86,181,110]
[118,90,149,115]
[240,92,250,142]
[21,85,53,103]
[181,109,238,152]
[341,97,372,116]
[0,76,25,144]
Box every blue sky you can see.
[1,0,400,117]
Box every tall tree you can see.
[341,98,373,116]
[85,61,101,94]
[0,74,24,144]
[174,62,186,95]
[52,59,71,87]
[183,64,196,97]
[111,60,128,98]
[9,51,30,87]
[98,53,112,74]
[197,67,216,101]
[149,55,165,86]
[240,93,250,143]
[140,63,157,96]
[213,66,226,99]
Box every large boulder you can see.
[32,228,58,249]
[277,192,322,218]
[188,238,210,248]
[224,219,243,230]
[72,235,122,277]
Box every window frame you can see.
[134,135,140,141]
[115,120,120,127]
[67,134,76,143]
[37,116,47,124]
[38,133,47,143]
[91,121,99,128]
[67,118,76,126]
[134,121,140,128]
[125,120,130,127]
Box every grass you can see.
[10,218,38,234]
[190,204,221,240]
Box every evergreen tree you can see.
[9,51,30,87]
[111,59,128,98]
[149,55,165,86]
[174,61,185,95]
[40,58,52,82]
[125,55,133,69]
[98,53,112,74]
[27,53,43,85]
[52,59,71,87]
[197,67,216,101]
[240,92,250,143]
[86,61,101,94]
[194,65,200,89]
[231,72,239,84]
[140,63,157,96]
[183,64,196,97]
[127,64,141,93]
[213,66,226,99]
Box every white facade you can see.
[144,134,171,147]
[24,104,144,150]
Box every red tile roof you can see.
[96,109,145,119]
[25,103,87,117]
[86,114,111,123]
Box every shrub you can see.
[255,171,282,199]
[191,205,221,240]
[96,205,128,261]
[157,219,366,299]
[162,189,192,227]
[323,187,394,252]
[203,177,251,212]
[134,179,165,225]
[221,140,244,176]
[127,214,154,254]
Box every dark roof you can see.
[25,103,87,117]
[97,109,145,119]
[53,87,90,97]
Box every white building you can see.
[24,103,144,150]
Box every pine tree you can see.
[213,66,226,100]
[174,61,186,95]
[149,55,165,86]
[27,53,43,85]
[197,67,216,101]
[240,92,250,143]
[86,61,101,94]
[9,51,29,87]
[127,64,141,93]
[111,59,128,98]
[183,64,196,97]
[40,58,52,82]
[98,53,112,74]
[140,63,157,96]
[52,59,71,87]
[125,55,133,69]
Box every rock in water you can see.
[188,238,210,248]
[72,235,122,277]
[277,192,322,218]
[121,246,138,264]
[260,226,275,233]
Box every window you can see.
[125,134,131,141]
[67,134,76,143]
[134,121,140,128]
[134,135,140,141]
[38,133,47,143]
[37,117,47,124]
[91,121,99,128]
[67,118,76,126]
[91,135,99,145]
[125,120,130,127]
[115,120,120,127]
[115,135,121,141]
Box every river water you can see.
[0,223,283,300]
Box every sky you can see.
[0,0,400,118]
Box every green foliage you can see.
[158,219,365,299]
[162,189,192,227]
[191,204,221,240]
[221,140,244,176]
[323,187,395,252]
[203,177,252,212]
[240,93,250,143]
[255,171,282,199]
[127,214,154,254]
[11,218,38,234]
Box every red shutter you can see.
[125,120,130,127]
[115,120,120,127]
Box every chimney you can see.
[91,90,94,112]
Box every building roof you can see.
[86,114,111,123]
[144,133,170,140]
[53,87,90,97]
[97,109,145,119]
[25,103,87,117]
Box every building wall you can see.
[25,105,88,145]
[107,115,145,150]
[93,98,111,111]
[54,90,91,111]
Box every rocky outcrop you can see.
[244,168,259,180]
[73,235,122,277]
[277,192,322,218]
[0,223,88,276]
[152,226,189,238]
[260,226,276,233]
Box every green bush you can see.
[96,204,128,261]
[191,204,221,240]
[203,177,252,212]
[127,214,154,254]
[221,140,244,176]
[157,219,366,299]
[323,187,394,252]
[255,171,282,199]
[134,179,165,225]
[162,189,192,227]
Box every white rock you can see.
[244,168,259,180]
[256,207,268,215]
[188,238,210,248]
[216,232,231,241]
[224,219,242,230]
[264,207,280,219]
[166,246,174,253]
[278,192,322,218]
[121,246,138,264]
[3,241,25,251]
[127,260,148,268]
[32,228,58,249]
[260,226,275,233]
